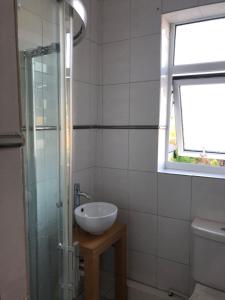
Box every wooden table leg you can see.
[114,230,127,300]
[84,253,100,300]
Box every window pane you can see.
[174,18,225,65]
[180,82,225,154]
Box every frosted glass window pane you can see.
[180,83,225,153]
[174,18,225,65]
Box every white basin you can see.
[74,202,118,235]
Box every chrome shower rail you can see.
[65,0,87,46]
[0,133,24,148]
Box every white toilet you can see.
[190,218,225,300]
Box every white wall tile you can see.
[162,0,198,13]
[102,168,129,209]
[18,8,42,51]
[198,0,225,6]
[93,167,103,201]
[131,34,160,82]
[158,217,190,264]
[74,38,91,83]
[97,86,103,125]
[129,171,157,214]
[158,258,190,295]
[158,174,191,220]
[102,0,130,43]
[129,130,158,172]
[73,130,94,171]
[42,20,59,47]
[130,81,160,125]
[131,0,161,38]
[128,211,157,255]
[117,209,129,224]
[21,0,42,16]
[90,42,101,85]
[103,40,130,84]
[103,84,129,125]
[90,85,99,124]
[128,251,157,287]
[191,177,225,222]
[90,129,97,167]
[95,130,103,167]
[90,0,101,43]
[102,130,129,169]
[73,81,91,125]
[41,0,58,24]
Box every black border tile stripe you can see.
[73,125,165,130]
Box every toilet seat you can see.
[190,284,225,300]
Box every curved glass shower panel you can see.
[18,0,87,299]
[18,2,68,300]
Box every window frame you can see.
[173,76,225,159]
[165,17,225,175]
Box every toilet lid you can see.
[190,284,225,300]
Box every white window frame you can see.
[165,16,225,176]
[173,76,225,159]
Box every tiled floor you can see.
[76,295,109,300]
[75,271,184,300]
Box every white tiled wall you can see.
[103,84,130,125]
[72,0,101,201]
[130,34,161,82]
[130,81,160,125]
[102,40,130,84]
[72,0,225,299]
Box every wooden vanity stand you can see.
[73,222,127,300]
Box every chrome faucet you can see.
[74,183,91,208]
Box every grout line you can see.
[101,32,161,46]
[99,79,160,86]
[128,248,190,267]
[73,125,163,129]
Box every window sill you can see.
[158,167,225,180]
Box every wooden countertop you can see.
[73,222,127,255]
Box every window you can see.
[166,16,225,173]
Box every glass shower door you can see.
[18,1,87,299]
[34,49,61,300]
[24,43,68,300]
[20,3,74,300]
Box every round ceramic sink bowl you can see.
[74,202,118,235]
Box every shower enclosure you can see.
[17,1,87,299]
